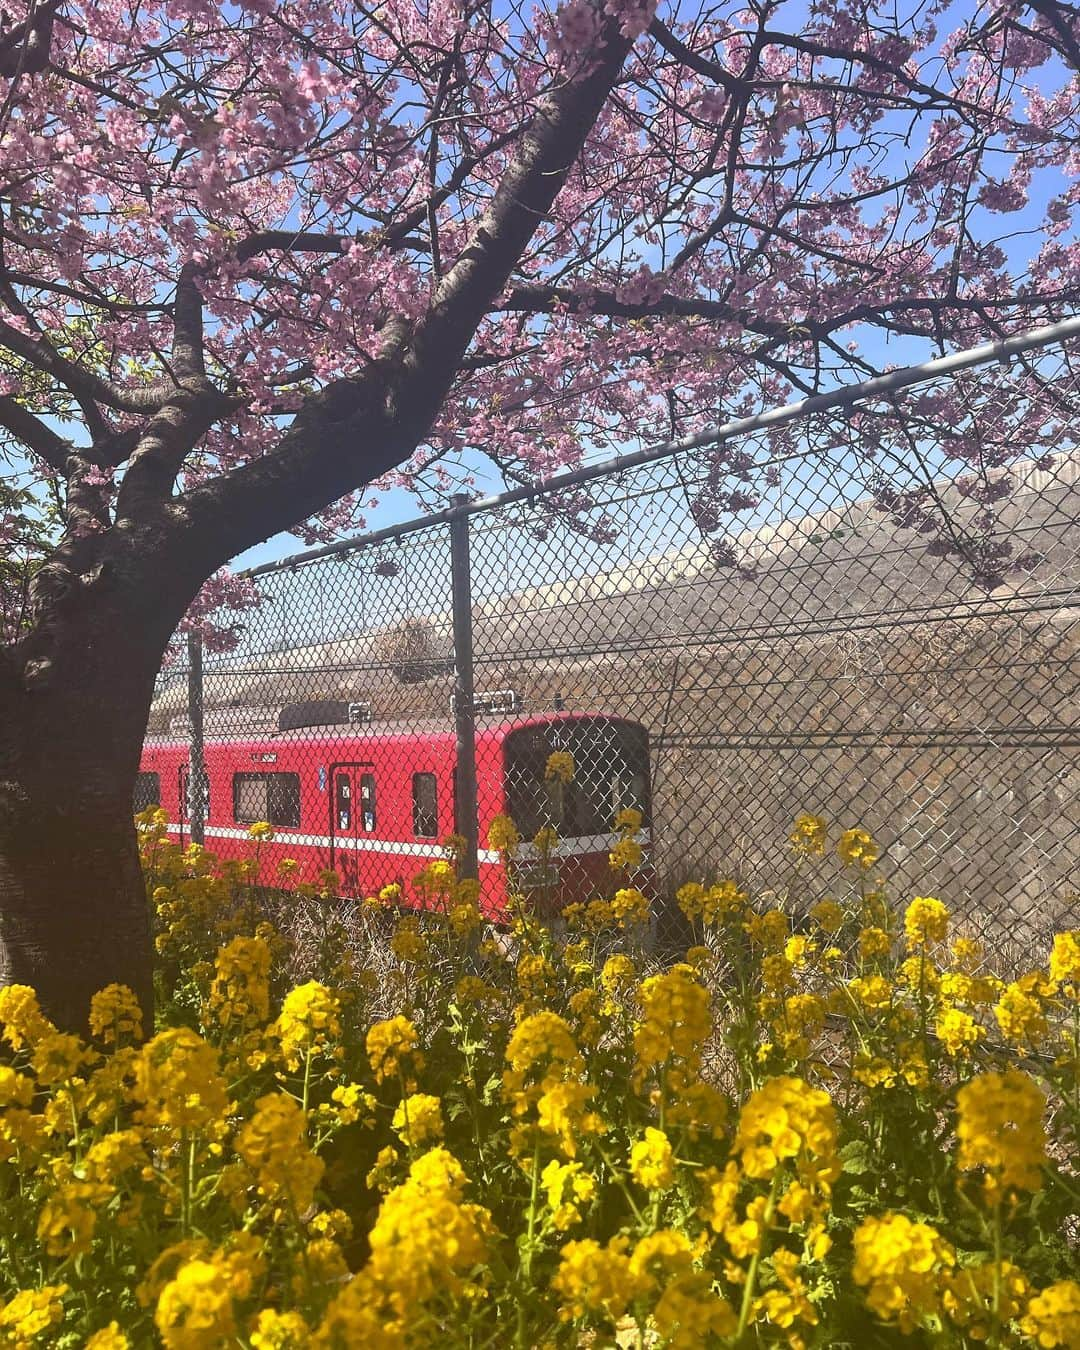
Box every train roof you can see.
[142,709,645,751]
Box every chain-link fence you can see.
[145,323,1080,957]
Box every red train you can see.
[138,707,651,918]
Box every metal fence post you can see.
[450,494,479,879]
[187,631,206,847]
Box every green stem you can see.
[302,1046,313,1116]
[736,1172,782,1341]
[67,1088,82,1164]
[989,1199,1003,1349]
[179,1128,192,1236]
[918,947,928,1048]
[516,1138,542,1350]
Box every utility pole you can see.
[450,494,479,879]
[187,631,206,847]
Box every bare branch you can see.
[647,17,739,89]
[497,281,780,331]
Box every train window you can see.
[504,720,650,838]
[233,772,301,828]
[335,774,351,831]
[134,772,160,813]
[360,773,377,832]
[412,773,438,838]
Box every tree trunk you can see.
[0,773,152,1036]
[0,582,174,1034]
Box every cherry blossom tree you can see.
[0,0,1077,1027]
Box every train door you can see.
[330,763,385,898]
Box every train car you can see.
[138,705,651,918]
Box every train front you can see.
[496,714,652,914]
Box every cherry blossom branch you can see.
[175,12,642,568]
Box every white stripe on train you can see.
[162,824,649,865]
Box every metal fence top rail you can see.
[239,316,1080,580]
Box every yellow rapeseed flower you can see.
[236,1093,325,1212]
[1020,1280,1080,1349]
[608,837,644,871]
[545,751,575,784]
[0,1285,68,1344]
[614,807,642,836]
[487,814,520,854]
[633,966,711,1077]
[955,1069,1046,1202]
[155,1259,236,1349]
[541,1160,595,1229]
[790,813,828,857]
[810,899,844,933]
[734,1075,839,1186]
[84,1323,131,1349]
[88,984,144,1046]
[1048,930,1080,997]
[837,827,879,869]
[852,1213,954,1332]
[366,1148,492,1313]
[37,1180,113,1256]
[275,982,342,1070]
[391,1093,444,1149]
[0,1066,34,1109]
[205,937,271,1030]
[904,897,949,950]
[551,1237,645,1322]
[366,1016,423,1084]
[942,1260,1030,1340]
[628,1127,675,1191]
[249,1309,312,1348]
[936,1006,983,1058]
[995,976,1051,1047]
[859,926,891,959]
[134,1028,228,1131]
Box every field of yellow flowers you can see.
[1,802,1078,1348]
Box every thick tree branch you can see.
[498,281,1071,340]
[0,271,164,315]
[115,388,239,522]
[236,229,429,262]
[0,0,60,76]
[411,25,641,369]
[171,262,208,380]
[0,395,70,470]
[0,315,173,416]
[1023,0,1080,72]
